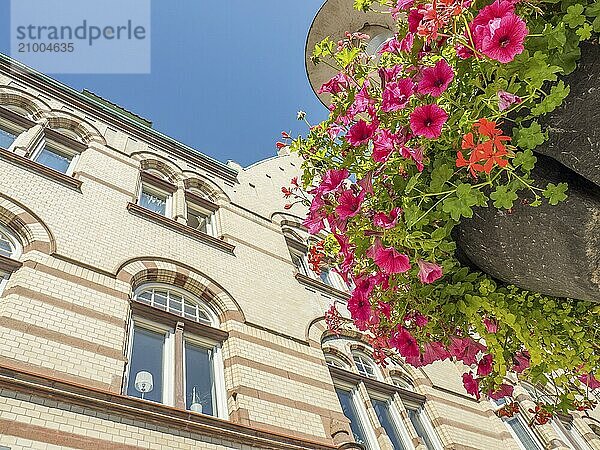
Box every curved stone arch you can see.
[0,86,51,120]
[0,193,55,255]
[132,154,182,184]
[41,110,106,145]
[321,344,354,369]
[183,174,231,204]
[116,257,246,324]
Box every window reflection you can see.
[126,327,165,404]
[185,341,215,416]
[372,398,408,450]
[35,147,73,174]
[335,387,370,448]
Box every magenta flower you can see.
[314,168,348,195]
[390,327,420,358]
[472,0,515,30]
[409,104,448,139]
[378,37,402,54]
[335,189,365,220]
[462,372,481,400]
[408,10,424,33]
[318,72,349,94]
[379,64,403,83]
[477,354,494,377]
[483,318,498,333]
[421,342,451,366]
[371,241,411,274]
[381,78,414,112]
[372,129,400,163]
[399,33,414,53]
[348,81,373,117]
[497,90,522,111]
[578,373,600,389]
[480,14,528,63]
[346,119,378,146]
[449,337,486,366]
[414,312,429,327]
[488,383,514,400]
[302,215,324,235]
[373,207,402,229]
[391,0,414,19]
[417,59,454,97]
[417,259,443,284]
[512,350,530,373]
[347,293,372,329]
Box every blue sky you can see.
[0,0,328,166]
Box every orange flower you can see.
[456,119,512,177]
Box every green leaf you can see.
[335,47,360,67]
[543,182,568,205]
[490,185,518,209]
[516,122,547,150]
[405,174,421,194]
[586,1,600,17]
[313,37,334,59]
[430,164,454,191]
[513,149,537,171]
[354,0,374,11]
[593,16,600,32]
[543,23,567,49]
[441,184,481,220]
[564,4,586,27]
[531,81,570,116]
[575,22,593,40]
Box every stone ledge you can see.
[295,273,350,300]
[0,146,82,191]
[0,254,22,273]
[126,202,236,255]
[0,363,339,450]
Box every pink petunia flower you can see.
[347,293,372,330]
[390,327,420,358]
[578,373,600,389]
[313,168,349,195]
[449,337,486,366]
[417,59,455,97]
[372,129,398,163]
[390,0,414,19]
[472,0,515,30]
[381,78,415,112]
[421,341,451,365]
[408,10,424,33]
[488,383,514,400]
[318,72,350,94]
[335,189,366,220]
[346,119,378,146]
[497,90,522,111]
[483,318,498,333]
[399,33,414,52]
[409,104,448,139]
[348,81,374,117]
[371,240,411,274]
[417,259,443,284]
[378,37,402,55]
[303,215,324,235]
[373,207,402,229]
[477,354,494,376]
[462,372,481,400]
[379,64,404,84]
[512,350,530,373]
[479,13,528,63]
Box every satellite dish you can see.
[134,371,154,395]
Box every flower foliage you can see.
[282,0,600,419]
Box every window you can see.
[0,226,22,297]
[407,407,440,450]
[136,287,213,326]
[139,185,169,216]
[0,126,16,150]
[125,286,227,418]
[392,376,414,391]
[289,245,348,291]
[0,227,17,259]
[335,386,373,448]
[552,420,590,450]
[325,354,348,369]
[372,398,410,450]
[33,145,76,174]
[353,352,379,380]
[185,191,218,237]
[491,398,543,450]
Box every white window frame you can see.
[325,354,349,369]
[183,332,227,420]
[490,398,544,450]
[31,139,79,176]
[352,351,382,381]
[138,183,172,218]
[124,318,176,406]
[404,402,444,450]
[0,272,9,296]
[134,284,218,327]
[0,225,22,260]
[0,118,23,152]
[186,202,216,236]
[369,390,414,450]
[552,420,591,450]
[334,381,380,450]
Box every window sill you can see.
[0,363,338,450]
[126,203,235,255]
[295,273,350,300]
[0,146,82,191]
[0,254,22,273]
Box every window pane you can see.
[35,147,72,174]
[0,127,16,150]
[187,209,209,234]
[354,354,377,379]
[126,327,165,404]
[372,399,408,450]
[335,388,370,448]
[0,231,14,258]
[507,417,542,450]
[408,408,437,450]
[139,190,166,216]
[185,342,215,416]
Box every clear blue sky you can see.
[0,0,328,166]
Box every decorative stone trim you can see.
[328,366,426,405]
[0,105,36,129]
[0,364,339,450]
[140,170,177,193]
[0,146,82,190]
[295,273,350,300]
[185,190,219,211]
[0,254,22,273]
[126,202,235,254]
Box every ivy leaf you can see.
[576,22,593,40]
[564,4,586,27]
[490,185,518,209]
[335,47,360,67]
[442,184,480,220]
[543,182,568,205]
[313,37,334,59]
[354,0,374,11]
[543,23,567,49]
[516,122,547,150]
[430,163,454,191]
[531,81,570,116]
[513,149,537,171]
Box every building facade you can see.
[0,48,597,450]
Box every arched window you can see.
[392,376,414,391]
[126,284,226,418]
[325,353,349,369]
[352,351,380,380]
[0,226,20,259]
[135,285,216,326]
